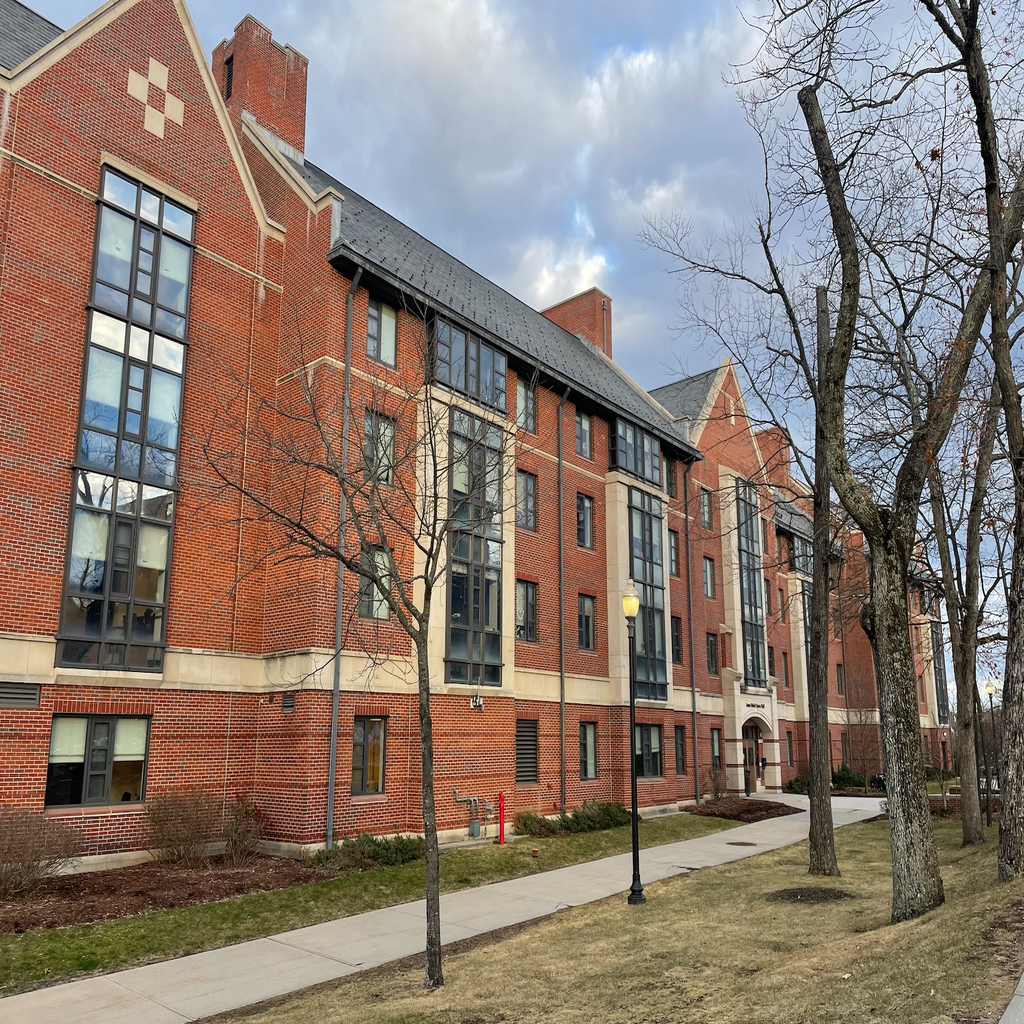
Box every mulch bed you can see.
[0,855,316,933]
[686,797,802,824]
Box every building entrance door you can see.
[742,723,761,795]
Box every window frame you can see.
[576,493,594,549]
[669,529,679,577]
[611,418,662,486]
[516,469,538,531]
[675,724,687,775]
[44,713,151,808]
[787,730,794,767]
[836,662,845,695]
[703,556,715,599]
[357,546,391,621]
[352,715,387,796]
[700,488,713,529]
[706,632,719,675]
[710,727,722,770]
[671,615,682,665]
[782,650,789,688]
[516,378,536,434]
[768,645,776,678]
[59,166,193,672]
[366,297,397,368]
[578,593,597,652]
[516,579,537,642]
[580,721,597,780]
[634,723,663,778]
[434,318,507,413]
[364,409,396,486]
[575,410,592,459]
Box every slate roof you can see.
[0,0,61,70]
[289,156,698,458]
[648,367,720,424]
[774,491,813,540]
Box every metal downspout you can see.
[326,266,362,849]
[558,389,569,814]
[683,462,700,802]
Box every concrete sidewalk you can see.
[0,796,883,1024]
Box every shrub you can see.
[0,807,81,898]
[312,833,425,873]
[513,801,633,837]
[703,767,728,802]
[832,765,866,790]
[222,797,267,867]
[146,790,222,868]
[782,777,807,794]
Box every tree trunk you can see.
[977,687,993,827]
[416,637,444,987]
[870,535,945,920]
[808,286,839,876]
[998,495,1024,879]
[954,641,985,843]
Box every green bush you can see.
[312,833,425,873]
[513,801,632,838]
[832,765,866,790]
[782,777,807,794]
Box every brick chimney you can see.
[212,16,308,156]
[541,287,613,359]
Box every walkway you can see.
[0,796,883,1024]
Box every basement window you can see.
[45,715,150,806]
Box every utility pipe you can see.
[557,388,569,814]
[326,266,362,850]
[683,462,700,801]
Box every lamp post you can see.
[987,683,1000,789]
[622,579,646,906]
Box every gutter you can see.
[558,388,569,814]
[326,266,362,849]
[683,462,700,802]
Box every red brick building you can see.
[0,0,950,864]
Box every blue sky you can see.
[31,0,762,390]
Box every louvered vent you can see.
[0,682,41,709]
[282,692,296,714]
[515,719,538,784]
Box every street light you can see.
[622,579,646,906]
[987,683,1000,789]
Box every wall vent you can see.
[0,682,41,709]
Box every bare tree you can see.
[201,295,526,988]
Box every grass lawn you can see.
[0,812,734,997]
[205,821,1024,1024]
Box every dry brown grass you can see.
[205,821,1024,1024]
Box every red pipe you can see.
[499,792,505,845]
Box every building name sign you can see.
[745,701,766,710]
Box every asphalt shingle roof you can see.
[648,368,720,424]
[290,157,698,457]
[0,0,61,71]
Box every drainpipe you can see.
[326,266,362,850]
[558,388,569,814]
[683,462,700,802]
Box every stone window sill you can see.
[45,803,147,818]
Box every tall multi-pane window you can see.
[364,411,395,485]
[779,588,787,622]
[352,716,386,795]
[447,412,503,684]
[577,493,594,548]
[764,579,772,616]
[578,594,596,651]
[516,379,536,433]
[802,583,813,670]
[612,420,661,486]
[669,530,679,576]
[787,731,794,767]
[665,460,677,498]
[580,722,597,779]
[768,646,776,678]
[516,470,537,530]
[60,168,193,671]
[710,728,722,769]
[575,410,592,459]
[367,299,397,367]
[516,580,537,642]
[629,488,667,699]
[737,480,767,688]
[836,662,845,695]
[703,557,715,599]
[434,318,507,412]
[782,650,789,688]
